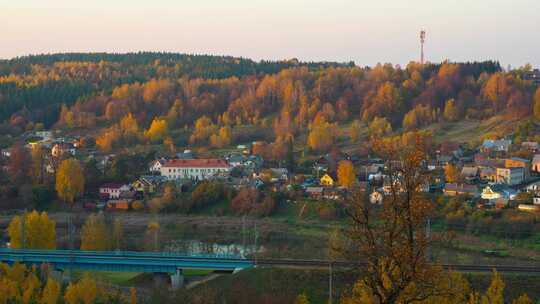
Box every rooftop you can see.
[163,159,230,168]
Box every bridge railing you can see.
[0,248,244,260]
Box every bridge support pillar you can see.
[170,269,184,290]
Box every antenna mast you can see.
[420,30,426,64]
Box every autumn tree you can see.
[145,118,168,143]
[512,294,533,304]
[95,127,120,152]
[444,163,460,183]
[368,116,392,137]
[294,293,310,304]
[80,213,110,251]
[338,133,446,304]
[231,188,260,215]
[349,119,362,142]
[403,104,438,130]
[210,126,232,148]
[8,142,31,185]
[190,116,217,145]
[307,117,338,152]
[533,88,540,121]
[55,158,85,205]
[119,113,140,143]
[481,73,511,112]
[443,99,460,122]
[41,277,61,304]
[337,160,356,188]
[111,218,124,251]
[0,262,130,304]
[481,270,504,304]
[64,274,99,304]
[8,211,56,249]
[30,144,45,184]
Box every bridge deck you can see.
[0,249,253,274]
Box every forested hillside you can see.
[1,53,538,155]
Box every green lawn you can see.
[71,271,142,286]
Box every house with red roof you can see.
[160,159,231,181]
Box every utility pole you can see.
[420,30,426,64]
[242,216,246,257]
[328,262,333,304]
[253,221,259,265]
[426,217,431,261]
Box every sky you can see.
[2,0,539,67]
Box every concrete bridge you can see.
[0,248,253,289]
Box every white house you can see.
[160,159,231,181]
[99,183,132,200]
[482,139,512,152]
[149,159,166,173]
[51,142,76,157]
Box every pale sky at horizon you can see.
[2,0,539,68]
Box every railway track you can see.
[253,259,540,273]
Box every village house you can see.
[481,185,517,206]
[148,159,166,174]
[461,166,479,182]
[176,150,194,159]
[505,157,531,179]
[481,139,512,153]
[480,167,497,183]
[496,167,524,186]
[131,176,166,194]
[51,142,76,157]
[443,183,479,197]
[525,180,540,193]
[358,164,383,181]
[99,183,132,200]
[106,200,130,211]
[160,159,231,181]
[521,142,539,152]
[227,154,263,169]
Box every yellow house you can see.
[320,174,335,186]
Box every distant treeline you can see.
[2,53,537,154]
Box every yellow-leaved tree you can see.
[337,160,356,188]
[307,116,338,152]
[40,277,61,304]
[210,126,232,148]
[349,119,362,142]
[294,293,310,304]
[481,270,504,304]
[145,118,168,143]
[64,274,99,304]
[7,211,56,249]
[80,214,110,251]
[444,163,460,183]
[55,158,85,205]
